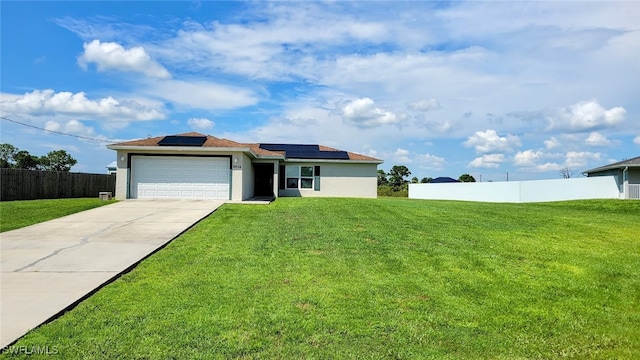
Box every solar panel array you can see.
[158,136,207,147]
[259,144,350,160]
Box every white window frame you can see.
[286,165,314,189]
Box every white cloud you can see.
[544,136,560,149]
[416,153,445,169]
[365,148,378,158]
[142,80,258,111]
[635,136,640,145]
[468,154,505,168]
[513,150,544,167]
[437,1,637,38]
[342,98,398,128]
[44,119,108,141]
[0,89,165,121]
[511,150,602,172]
[547,100,626,132]
[44,120,61,132]
[464,129,521,154]
[584,131,611,146]
[394,148,412,164]
[409,98,441,112]
[78,40,171,79]
[535,162,564,172]
[565,151,601,168]
[513,150,601,171]
[154,4,389,80]
[187,117,215,131]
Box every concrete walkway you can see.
[0,199,224,348]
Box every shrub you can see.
[377,184,407,197]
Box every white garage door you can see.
[130,156,230,199]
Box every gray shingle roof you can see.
[583,156,640,173]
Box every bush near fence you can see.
[0,168,116,201]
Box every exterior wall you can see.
[628,169,640,199]
[278,162,378,198]
[114,150,129,200]
[409,176,620,203]
[588,168,640,198]
[628,169,640,184]
[273,163,279,197]
[587,168,623,193]
[113,149,245,201]
[240,153,254,200]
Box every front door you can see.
[254,163,274,197]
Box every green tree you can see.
[459,173,476,182]
[388,165,411,189]
[411,176,419,183]
[420,177,432,183]
[377,169,389,186]
[0,143,18,168]
[13,150,41,170]
[40,150,77,171]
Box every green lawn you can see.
[4,198,639,359]
[0,198,117,232]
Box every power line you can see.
[1,116,115,143]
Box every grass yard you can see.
[0,198,117,232]
[4,198,639,359]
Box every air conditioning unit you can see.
[99,192,113,201]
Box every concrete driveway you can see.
[0,199,224,348]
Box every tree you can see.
[559,167,575,179]
[40,150,77,171]
[410,176,419,183]
[13,150,41,170]
[420,177,432,183]
[377,169,389,186]
[388,165,411,188]
[0,143,18,168]
[458,173,476,182]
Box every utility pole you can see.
[506,172,509,182]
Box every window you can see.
[286,166,315,189]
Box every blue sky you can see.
[1,1,638,181]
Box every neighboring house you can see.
[430,177,460,183]
[106,132,383,201]
[106,161,117,175]
[583,156,640,199]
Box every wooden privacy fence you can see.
[0,169,116,201]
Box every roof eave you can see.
[107,145,253,153]
[584,164,640,173]
[283,158,383,164]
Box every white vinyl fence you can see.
[409,176,621,203]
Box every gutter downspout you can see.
[623,166,629,199]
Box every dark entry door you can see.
[254,163,274,197]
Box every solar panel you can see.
[259,144,350,160]
[286,151,350,160]
[259,144,319,152]
[158,136,207,147]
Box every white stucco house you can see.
[106,132,383,201]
